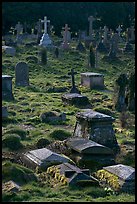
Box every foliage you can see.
[2,134,23,150]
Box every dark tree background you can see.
[2,2,135,36]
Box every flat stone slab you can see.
[2,75,13,79]
[2,180,20,193]
[22,148,72,169]
[2,46,16,56]
[66,137,113,155]
[76,109,115,122]
[103,164,135,181]
[62,93,90,106]
[53,162,98,185]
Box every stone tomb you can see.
[50,162,98,186]
[62,93,90,107]
[103,164,135,193]
[21,148,72,170]
[2,106,8,118]
[2,75,14,100]
[66,137,115,168]
[73,109,119,152]
[81,72,105,90]
[15,62,29,86]
[2,46,16,56]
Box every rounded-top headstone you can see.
[15,62,29,86]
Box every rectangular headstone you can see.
[2,106,8,118]
[15,62,29,86]
[2,75,14,100]
[81,72,104,89]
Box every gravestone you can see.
[40,111,66,123]
[81,72,104,89]
[115,73,128,112]
[68,68,80,94]
[14,22,23,44]
[96,38,108,53]
[76,41,86,52]
[2,106,8,118]
[66,137,115,168]
[61,24,70,49]
[2,46,16,56]
[130,26,135,42]
[103,164,135,193]
[2,180,20,193]
[49,162,98,186]
[62,93,90,107]
[21,148,72,170]
[108,33,119,58]
[123,28,133,53]
[127,72,135,112]
[39,16,52,47]
[35,19,43,43]
[2,75,14,100]
[88,16,95,40]
[15,62,29,86]
[116,25,122,37]
[73,109,119,152]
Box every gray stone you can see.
[40,111,66,123]
[73,109,119,152]
[2,46,16,56]
[2,106,8,118]
[15,62,29,86]
[66,137,113,155]
[103,164,135,192]
[81,72,105,89]
[2,75,14,100]
[62,93,90,107]
[22,148,72,169]
[55,162,98,186]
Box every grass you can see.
[2,36,135,202]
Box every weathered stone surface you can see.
[2,46,16,56]
[66,137,113,155]
[15,62,29,86]
[54,162,98,185]
[22,148,72,169]
[62,93,90,107]
[73,109,119,152]
[2,75,14,100]
[103,164,135,192]
[103,164,135,181]
[40,111,66,123]
[81,72,105,89]
[2,106,8,118]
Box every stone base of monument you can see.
[39,33,53,47]
[62,93,91,107]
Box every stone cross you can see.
[116,25,122,36]
[88,16,95,38]
[61,24,70,49]
[15,22,23,37]
[41,16,50,34]
[68,69,80,93]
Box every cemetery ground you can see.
[2,39,135,202]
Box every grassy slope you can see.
[2,38,135,202]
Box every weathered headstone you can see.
[2,75,14,100]
[108,33,119,58]
[35,19,43,43]
[21,148,72,169]
[40,111,66,123]
[102,164,135,193]
[116,25,122,37]
[39,16,52,47]
[73,109,119,152]
[15,62,29,86]
[81,72,104,89]
[47,162,98,186]
[61,24,70,49]
[88,16,95,40]
[14,22,23,44]
[62,93,90,107]
[2,46,16,56]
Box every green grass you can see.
[2,37,135,202]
